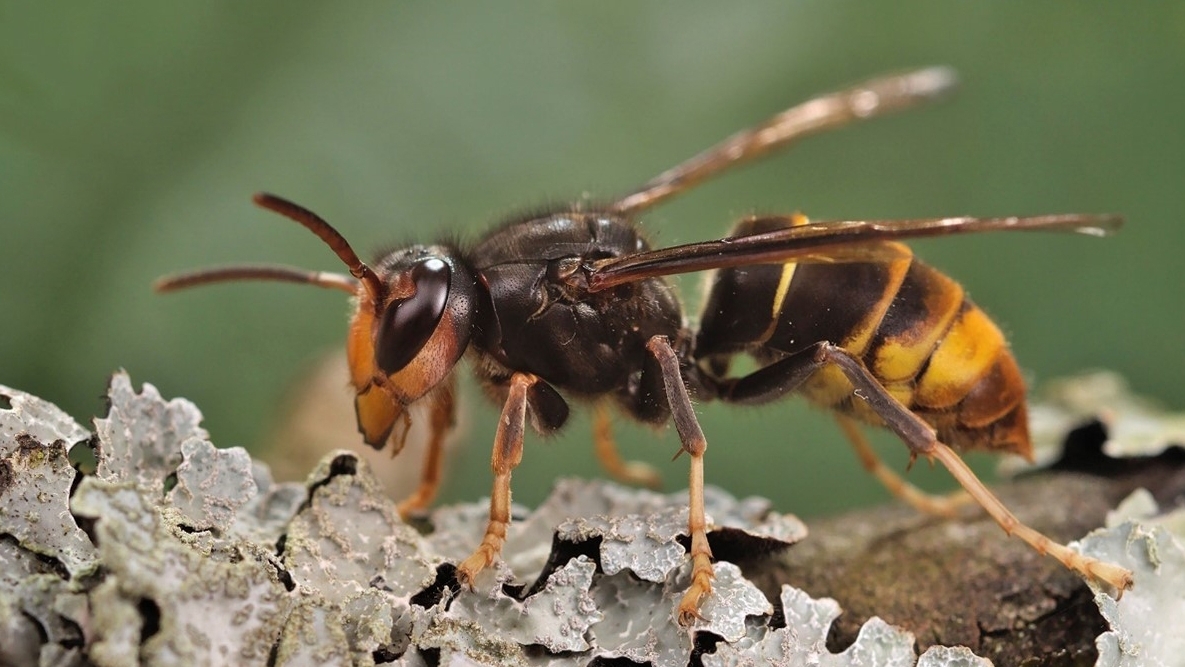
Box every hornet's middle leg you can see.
[647,335,714,625]
[592,403,663,489]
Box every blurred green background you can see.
[2,3,1182,516]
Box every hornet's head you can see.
[155,193,475,452]
[346,244,475,449]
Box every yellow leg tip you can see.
[1089,561,1134,597]
[676,585,710,626]
[676,565,715,626]
[456,548,497,588]
[396,495,429,520]
[621,461,663,490]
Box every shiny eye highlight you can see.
[375,258,450,374]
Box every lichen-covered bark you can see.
[2,372,1183,666]
[745,429,1185,666]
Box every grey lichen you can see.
[228,462,305,547]
[0,383,97,578]
[1077,519,1185,666]
[445,557,602,653]
[554,486,807,585]
[0,371,1181,665]
[916,646,993,667]
[704,585,917,667]
[1021,370,1185,469]
[559,506,690,582]
[0,536,87,666]
[166,438,257,533]
[282,454,437,602]
[93,373,208,492]
[411,477,804,666]
[74,476,294,665]
[0,433,98,578]
[0,381,92,447]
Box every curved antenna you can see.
[155,265,358,294]
[610,67,959,214]
[252,193,385,301]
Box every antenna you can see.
[154,194,384,301]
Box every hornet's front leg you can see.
[397,375,456,518]
[456,372,537,585]
[647,335,714,626]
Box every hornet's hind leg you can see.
[717,341,1134,597]
[834,413,972,518]
[592,403,663,489]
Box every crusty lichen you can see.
[0,371,1181,666]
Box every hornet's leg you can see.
[834,414,971,518]
[647,335,713,625]
[593,403,663,489]
[719,346,967,515]
[720,342,1133,596]
[456,372,536,585]
[397,375,456,518]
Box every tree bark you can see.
[737,430,1185,666]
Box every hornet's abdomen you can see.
[695,217,1031,459]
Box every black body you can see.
[466,211,686,429]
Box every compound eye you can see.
[375,258,451,374]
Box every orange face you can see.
[347,298,401,448]
[346,251,474,451]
